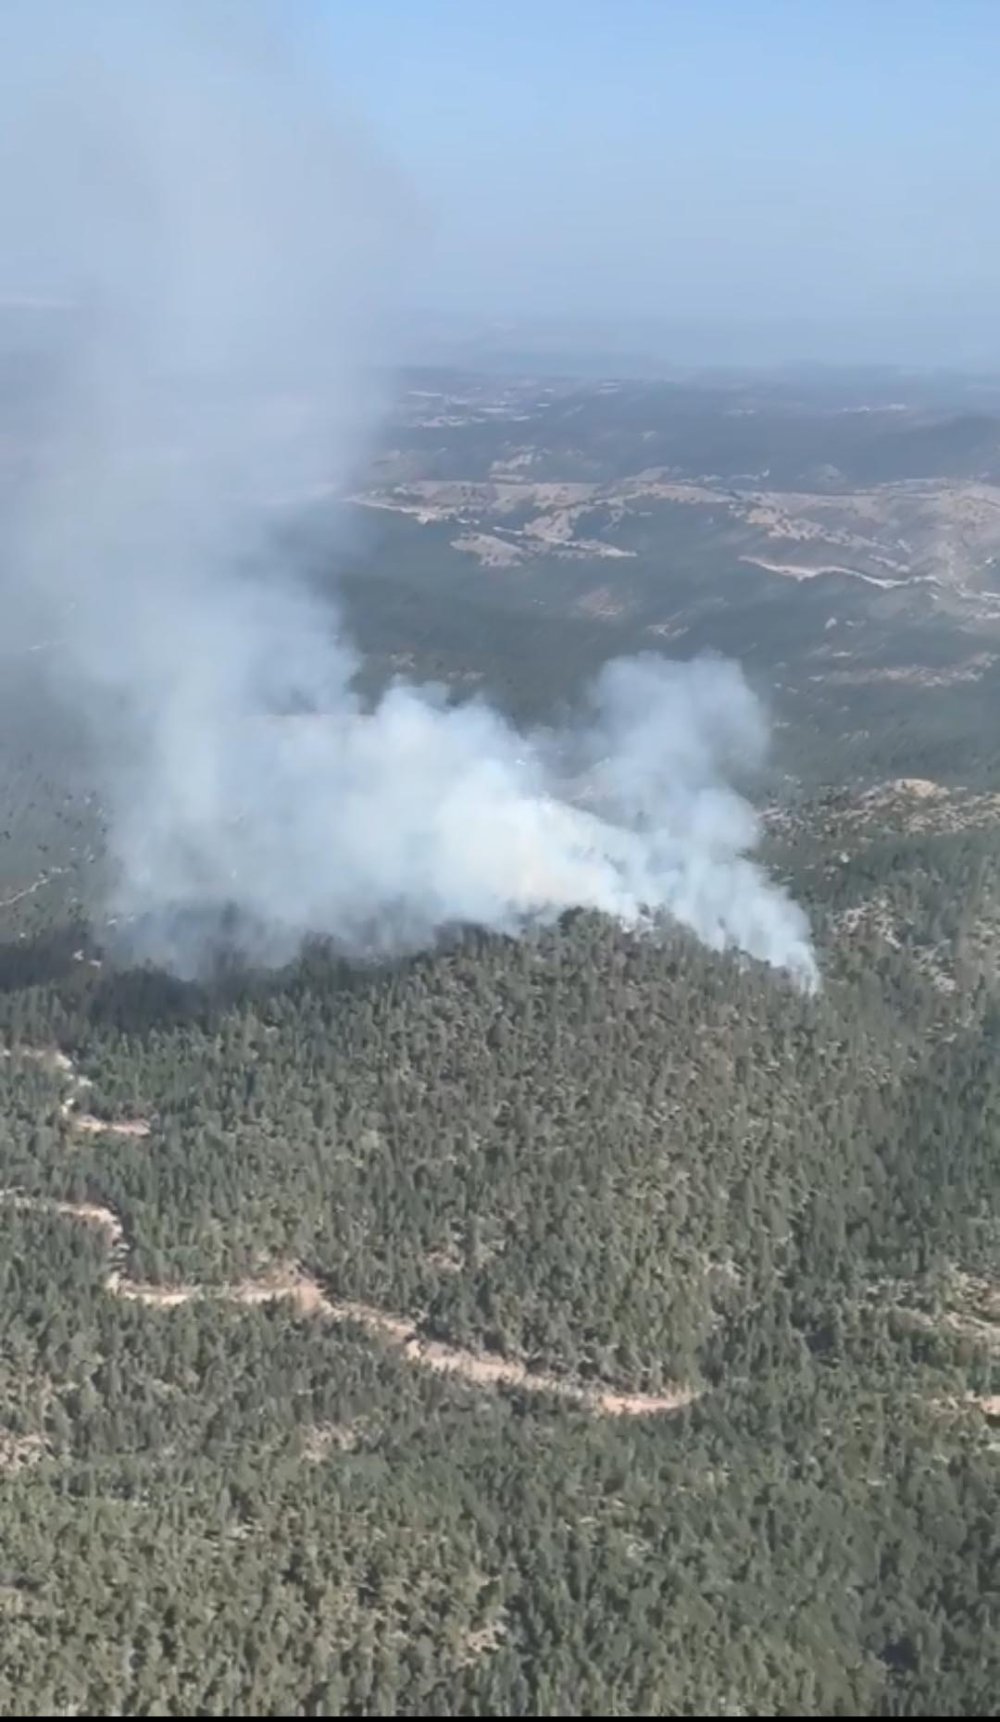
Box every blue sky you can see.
[326,0,1000,361]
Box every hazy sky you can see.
[329,0,1000,363]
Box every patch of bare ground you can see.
[830,892,902,950]
[826,894,986,996]
[0,1431,50,1474]
[521,505,635,559]
[69,1113,151,1139]
[356,477,640,560]
[619,474,719,506]
[2,1043,151,1140]
[935,1393,1000,1422]
[489,450,538,478]
[892,1271,1000,1356]
[0,1193,698,1420]
[576,585,630,619]
[932,1312,1000,1351]
[2,1045,77,1077]
[767,778,1000,851]
[878,776,946,800]
[569,538,634,559]
[354,469,1000,591]
[738,480,1000,589]
[825,886,1000,999]
[458,1612,509,1668]
[849,778,1000,837]
[451,532,525,568]
[300,1420,370,1461]
[422,1243,464,1276]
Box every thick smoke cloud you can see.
[0,2,818,991]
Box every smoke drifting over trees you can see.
[0,1,817,988]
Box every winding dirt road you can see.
[0,1188,697,1419]
[2,1045,150,1138]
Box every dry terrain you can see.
[354,463,1000,603]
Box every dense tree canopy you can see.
[1,852,999,1713]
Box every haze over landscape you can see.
[2,3,1000,1717]
[331,0,1000,368]
[0,0,818,985]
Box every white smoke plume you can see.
[0,2,818,991]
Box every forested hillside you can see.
[1,890,999,1714]
[3,370,1000,1715]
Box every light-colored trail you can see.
[2,1044,151,1138]
[0,1189,697,1419]
[0,868,67,911]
